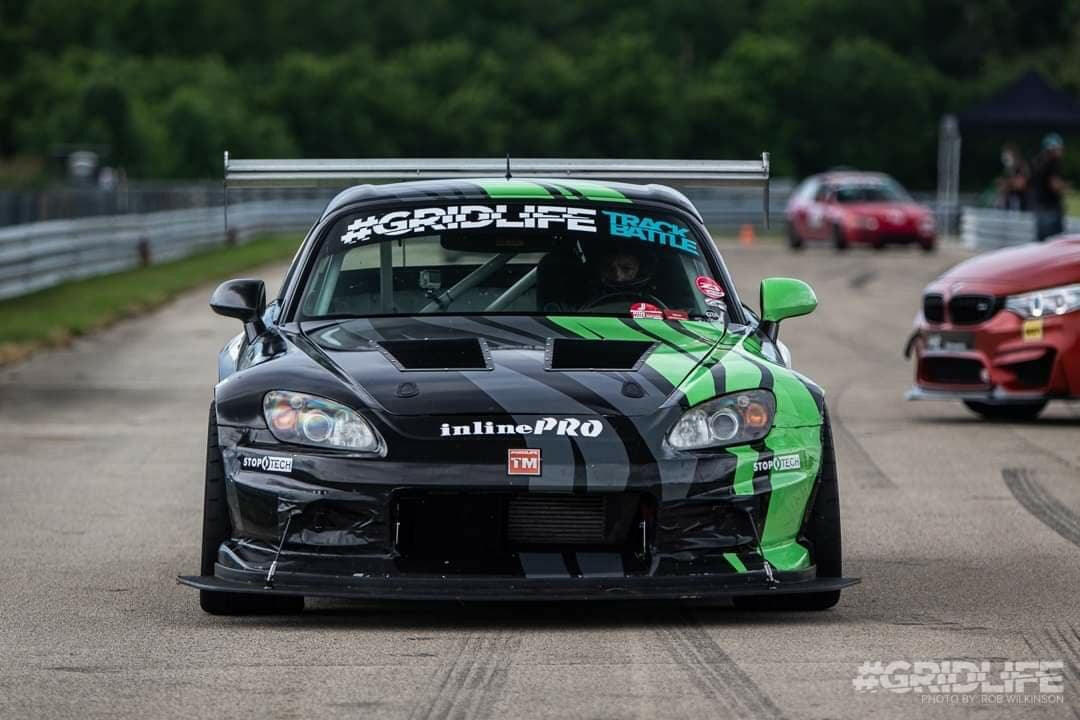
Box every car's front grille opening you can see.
[377,338,490,371]
[507,495,607,544]
[922,293,944,323]
[393,491,651,575]
[948,294,999,325]
[547,339,655,371]
[920,356,986,385]
[1003,350,1056,389]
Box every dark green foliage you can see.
[2,0,1078,186]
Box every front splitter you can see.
[179,568,859,602]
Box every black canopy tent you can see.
[937,71,1080,228]
[958,70,1080,129]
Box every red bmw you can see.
[906,235,1080,419]
[786,171,936,251]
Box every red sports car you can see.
[906,234,1080,420]
[785,171,936,251]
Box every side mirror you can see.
[759,277,817,341]
[211,278,267,341]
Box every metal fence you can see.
[0,199,324,301]
[0,179,995,302]
[0,182,335,227]
[0,182,795,302]
[961,207,1080,250]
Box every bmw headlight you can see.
[1004,284,1080,319]
[263,390,382,453]
[667,390,776,451]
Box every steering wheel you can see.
[580,291,668,311]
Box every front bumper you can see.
[843,226,934,247]
[905,386,1053,402]
[186,419,844,600]
[908,309,1080,400]
[180,566,857,602]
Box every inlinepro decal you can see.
[439,417,604,438]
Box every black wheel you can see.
[918,238,936,253]
[963,399,1047,422]
[734,410,842,611]
[832,225,849,251]
[787,223,805,250]
[199,403,304,615]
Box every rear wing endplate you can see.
[223,152,771,226]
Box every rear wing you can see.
[223,152,771,226]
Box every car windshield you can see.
[296,201,729,320]
[832,181,910,203]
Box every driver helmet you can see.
[596,242,657,292]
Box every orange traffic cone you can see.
[739,224,756,247]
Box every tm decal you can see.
[603,211,699,255]
[507,448,542,476]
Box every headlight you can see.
[918,215,935,235]
[1004,284,1080,319]
[263,390,383,453]
[667,390,776,451]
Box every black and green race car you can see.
[180,158,857,613]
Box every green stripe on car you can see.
[723,552,748,573]
[549,179,632,204]
[549,317,703,390]
[471,180,553,199]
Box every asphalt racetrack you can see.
[2,239,1079,719]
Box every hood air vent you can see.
[547,338,655,371]
[376,338,491,371]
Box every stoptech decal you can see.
[754,453,801,473]
[341,205,597,244]
[439,417,603,437]
[241,455,293,473]
[603,211,699,255]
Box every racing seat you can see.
[536,248,588,311]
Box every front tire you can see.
[734,412,842,611]
[963,399,1047,422]
[787,223,805,250]
[199,403,304,615]
[832,225,849,251]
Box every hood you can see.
[933,235,1080,295]
[294,315,728,416]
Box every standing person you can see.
[1030,133,1067,241]
[995,143,1028,210]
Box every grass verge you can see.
[0,232,299,365]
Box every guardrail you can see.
[0,200,323,301]
[1,188,995,302]
[0,184,794,302]
[962,207,1080,251]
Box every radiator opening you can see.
[393,491,651,575]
